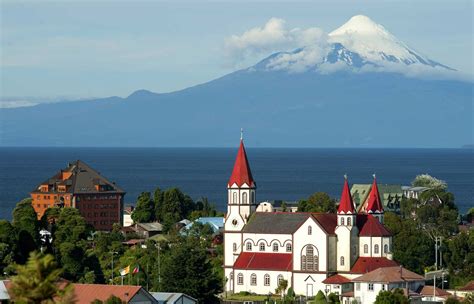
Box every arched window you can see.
[301,245,319,271]
[242,192,248,204]
[251,191,255,203]
[364,244,368,254]
[340,256,345,266]
[384,244,388,254]
[308,226,312,235]
[233,192,237,204]
[273,243,279,252]
[251,273,257,286]
[233,243,237,252]
[341,218,345,225]
[347,217,352,226]
[246,242,252,251]
[286,243,292,252]
[237,273,243,285]
[277,275,284,284]
[264,274,270,286]
[259,242,265,251]
[374,244,379,254]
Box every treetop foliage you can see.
[412,174,447,191]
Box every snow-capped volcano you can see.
[253,15,454,74]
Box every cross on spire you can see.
[240,128,243,140]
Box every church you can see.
[224,139,398,297]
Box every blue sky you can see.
[1,0,472,104]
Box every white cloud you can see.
[224,18,327,65]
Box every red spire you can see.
[366,175,384,213]
[228,140,255,188]
[338,175,355,214]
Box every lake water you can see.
[0,147,472,220]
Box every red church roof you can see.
[323,274,352,284]
[228,140,255,188]
[350,257,398,273]
[366,176,384,213]
[358,214,392,237]
[338,176,356,214]
[234,252,292,271]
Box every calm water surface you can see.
[0,148,472,220]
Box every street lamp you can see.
[111,251,118,285]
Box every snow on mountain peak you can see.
[330,15,391,37]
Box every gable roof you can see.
[419,286,452,297]
[353,266,424,283]
[350,257,399,274]
[72,284,143,303]
[151,292,197,303]
[357,214,392,237]
[459,280,474,291]
[338,177,356,214]
[311,213,338,235]
[243,212,309,234]
[228,140,255,188]
[234,252,292,271]
[323,274,352,284]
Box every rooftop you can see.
[353,266,424,282]
[234,252,292,271]
[350,257,399,274]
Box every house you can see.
[72,284,157,304]
[256,201,299,213]
[150,292,197,304]
[348,266,425,304]
[30,160,125,231]
[123,206,134,227]
[224,138,397,298]
[134,222,163,238]
[352,183,403,213]
[419,286,452,303]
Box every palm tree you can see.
[10,251,75,303]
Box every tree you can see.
[275,279,288,298]
[412,174,447,191]
[443,231,474,287]
[374,289,408,304]
[445,298,461,304]
[0,220,17,275]
[12,198,39,241]
[314,290,328,304]
[298,192,336,213]
[159,238,221,303]
[132,192,155,223]
[10,251,74,303]
[328,292,340,304]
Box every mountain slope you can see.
[0,15,472,148]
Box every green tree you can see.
[328,292,340,304]
[159,238,221,303]
[443,231,474,287]
[0,220,17,275]
[374,289,408,304]
[314,290,327,304]
[10,251,75,303]
[131,192,155,223]
[445,298,461,304]
[412,174,447,190]
[298,192,336,213]
[275,278,288,297]
[12,198,40,263]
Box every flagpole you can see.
[121,275,123,285]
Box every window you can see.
[286,243,292,252]
[341,218,345,225]
[242,192,248,204]
[382,284,385,291]
[384,244,388,254]
[251,273,257,286]
[237,273,243,285]
[301,245,318,271]
[264,274,270,286]
[374,244,379,254]
[308,226,312,235]
[368,283,374,291]
[347,217,352,226]
[364,244,368,254]
[233,192,237,204]
[233,243,237,252]
[246,242,252,251]
[251,191,255,203]
[259,243,265,252]
[356,283,360,291]
[340,256,345,266]
[278,275,284,284]
[273,243,279,252]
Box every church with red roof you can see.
[223,137,396,298]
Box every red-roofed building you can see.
[223,138,396,298]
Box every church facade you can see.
[223,139,397,297]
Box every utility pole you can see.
[435,237,438,271]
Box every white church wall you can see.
[224,232,242,267]
[293,217,328,272]
[242,233,292,253]
[328,236,337,271]
[292,273,327,297]
[233,270,292,295]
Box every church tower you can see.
[335,175,359,271]
[365,175,384,223]
[225,135,257,232]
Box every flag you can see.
[119,265,130,276]
[133,266,139,274]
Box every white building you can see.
[223,139,399,298]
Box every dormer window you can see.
[347,217,351,226]
[341,218,345,225]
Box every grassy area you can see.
[225,293,281,301]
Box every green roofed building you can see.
[351,184,403,213]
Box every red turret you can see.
[228,140,255,188]
[366,175,384,213]
[338,175,356,214]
